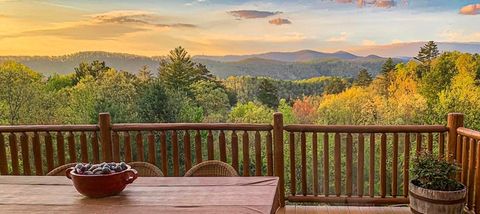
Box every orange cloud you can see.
[460,4,480,15]
[269,18,291,25]
[92,10,196,28]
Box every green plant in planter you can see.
[411,152,463,191]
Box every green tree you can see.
[354,69,373,87]
[192,80,230,122]
[323,77,348,94]
[158,46,216,95]
[415,41,440,78]
[136,80,173,122]
[0,61,42,124]
[416,41,440,64]
[73,60,110,84]
[380,58,396,75]
[46,74,75,91]
[257,78,278,108]
[228,102,274,123]
[137,65,153,83]
[277,99,295,124]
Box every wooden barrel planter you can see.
[409,181,466,214]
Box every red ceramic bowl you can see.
[66,166,138,198]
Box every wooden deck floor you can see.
[276,205,411,214]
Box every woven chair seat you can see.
[128,162,164,177]
[46,163,77,176]
[184,160,238,177]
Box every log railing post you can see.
[273,112,285,207]
[447,113,464,163]
[99,113,113,162]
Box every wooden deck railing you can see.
[456,126,480,213]
[282,124,448,205]
[0,112,479,209]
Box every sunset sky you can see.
[0,0,479,56]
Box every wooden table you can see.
[0,176,279,214]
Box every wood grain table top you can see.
[0,176,279,214]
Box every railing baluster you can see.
[195,130,202,164]
[67,132,76,163]
[56,132,65,166]
[160,131,167,175]
[255,131,262,176]
[32,132,42,175]
[184,130,192,171]
[392,133,398,197]
[219,130,226,162]
[312,132,318,196]
[380,133,386,198]
[369,133,375,197]
[231,131,238,171]
[9,133,19,175]
[346,133,353,197]
[416,133,422,155]
[20,132,31,175]
[242,131,249,176]
[289,132,296,196]
[207,130,214,160]
[80,132,88,163]
[0,133,7,175]
[124,132,132,163]
[357,133,364,197]
[427,133,433,153]
[45,132,54,172]
[112,131,120,162]
[266,131,273,176]
[301,132,307,196]
[461,136,469,184]
[323,133,329,196]
[172,130,179,176]
[334,133,341,197]
[147,131,155,165]
[467,138,477,208]
[456,135,463,163]
[474,139,480,214]
[403,133,410,197]
[91,132,99,163]
[439,132,445,158]
[136,132,144,162]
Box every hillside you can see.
[0,51,401,80]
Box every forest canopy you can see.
[0,42,479,129]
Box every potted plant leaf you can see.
[409,152,466,214]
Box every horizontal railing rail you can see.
[284,125,448,133]
[455,127,480,213]
[112,123,273,131]
[0,125,99,132]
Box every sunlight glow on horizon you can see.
[0,0,478,57]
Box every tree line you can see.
[0,42,479,130]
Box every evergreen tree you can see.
[257,78,278,108]
[416,41,440,64]
[354,69,373,87]
[137,65,153,82]
[158,46,217,96]
[381,58,396,75]
[73,60,110,85]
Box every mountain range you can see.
[0,42,478,80]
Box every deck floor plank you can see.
[277,206,410,214]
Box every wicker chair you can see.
[128,162,164,177]
[46,163,77,176]
[184,160,238,177]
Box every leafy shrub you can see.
[411,152,463,191]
